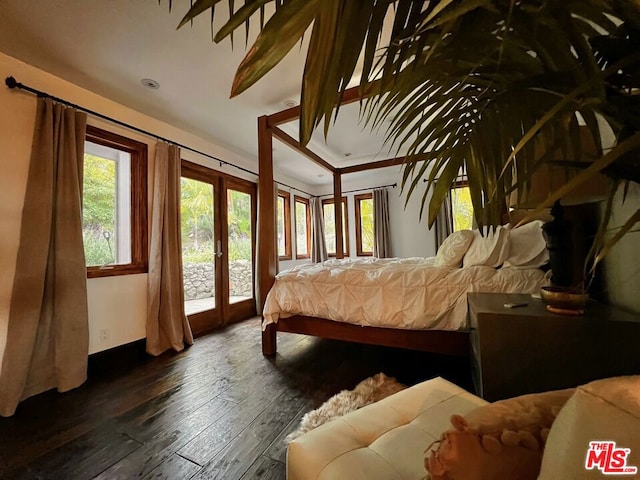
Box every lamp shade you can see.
[510,128,610,208]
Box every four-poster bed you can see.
[257,87,472,357]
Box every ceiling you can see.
[0,0,402,187]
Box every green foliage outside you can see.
[451,187,474,232]
[227,190,252,263]
[360,198,374,253]
[180,180,252,264]
[83,153,117,266]
[181,177,215,264]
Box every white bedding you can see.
[263,257,547,331]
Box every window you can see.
[451,183,474,231]
[277,191,292,260]
[294,196,311,259]
[355,193,374,256]
[83,126,148,277]
[322,198,349,256]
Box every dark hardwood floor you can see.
[0,318,471,480]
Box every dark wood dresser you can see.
[468,292,640,401]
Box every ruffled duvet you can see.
[263,257,546,331]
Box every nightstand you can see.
[468,292,640,401]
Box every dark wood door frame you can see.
[181,161,257,334]
[222,177,258,324]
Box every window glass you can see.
[83,127,147,277]
[355,194,374,256]
[323,199,348,256]
[295,197,310,258]
[451,186,474,231]
[277,192,291,259]
[277,196,286,256]
[83,141,132,266]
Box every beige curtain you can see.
[435,191,454,251]
[146,142,193,356]
[0,99,89,417]
[310,197,328,263]
[373,188,391,258]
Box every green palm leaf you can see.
[164,0,640,265]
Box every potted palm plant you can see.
[164,0,640,291]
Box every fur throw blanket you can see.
[286,373,406,442]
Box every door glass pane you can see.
[181,178,215,315]
[324,201,348,256]
[323,203,336,254]
[227,189,253,304]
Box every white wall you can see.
[601,182,640,314]
[387,180,437,258]
[0,52,282,360]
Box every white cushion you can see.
[463,226,510,268]
[503,220,549,268]
[434,230,475,267]
[287,377,487,480]
[539,376,640,479]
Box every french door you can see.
[180,161,257,334]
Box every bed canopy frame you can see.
[257,86,470,357]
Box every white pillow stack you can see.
[463,226,510,268]
[503,220,549,268]
[434,230,475,267]
[435,221,549,269]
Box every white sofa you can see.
[287,376,640,480]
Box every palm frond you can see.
[163,0,640,264]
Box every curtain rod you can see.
[319,182,397,198]
[4,76,370,199]
[4,76,262,178]
[275,182,315,197]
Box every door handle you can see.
[216,240,223,258]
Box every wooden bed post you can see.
[258,115,277,356]
[333,171,344,259]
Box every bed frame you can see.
[257,87,469,357]
[262,316,470,356]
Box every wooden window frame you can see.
[277,190,292,260]
[355,193,373,257]
[84,126,148,278]
[322,197,350,257]
[294,195,311,259]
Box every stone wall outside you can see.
[183,260,253,300]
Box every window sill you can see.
[87,264,148,278]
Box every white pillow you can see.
[504,220,549,268]
[434,230,475,267]
[463,226,510,268]
[539,376,640,480]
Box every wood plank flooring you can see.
[0,317,471,479]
